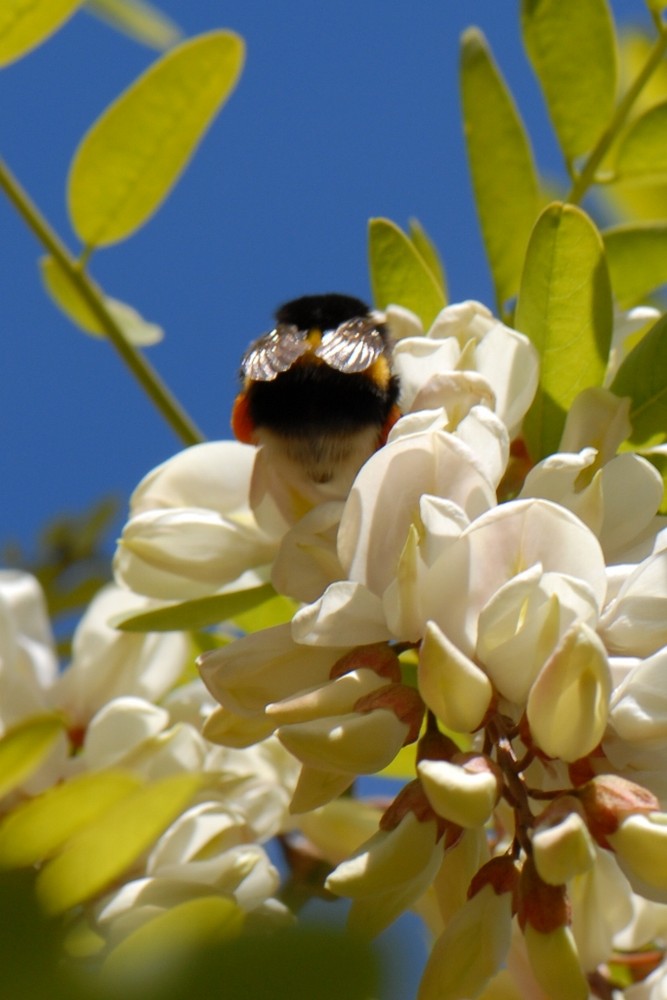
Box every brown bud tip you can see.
[517,858,570,933]
[577,774,660,844]
[380,779,446,839]
[468,856,520,900]
[354,684,425,744]
[330,643,402,682]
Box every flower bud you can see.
[418,754,501,829]
[608,813,667,901]
[532,797,596,886]
[522,924,589,1000]
[418,620,493,733]
[526,622,610,762]
[517,859,588,1000]
[418,880,514,1000]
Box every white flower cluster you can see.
[59,300,667,995]
[0,570,299,970]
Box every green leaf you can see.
[0,0,84,67]
[368,218,446,330]
[68,30,245,247]
[84,0,182,50]
[0,716,64,800]
[460,28,540,307]
[521,0,618,162]
[614,101,667,181]
[407,219,448,301]
[102,896,244,987]
[114,582,277,632]
[40,256,163,345]
[0,770,141,869]
[611,314,667,448]
[36,773,203,914]
[231,591,299,632]
[516,202,613,459]
[603,223,667,306]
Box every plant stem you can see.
[567,26,667,205]
[0,156,205,447]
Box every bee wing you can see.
[241,324,310,381]
[314,318,386,373]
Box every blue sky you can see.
[0,0,652,551]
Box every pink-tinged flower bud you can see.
[526,622,611,763]
[577,774,660,846]
[329,643,402,682]
[608,813,667,901]
[354,684,425,745]
[418,620,493,733]
[532,797,596,886]
[418,753,501,829]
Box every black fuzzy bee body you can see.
[232,293,400,488]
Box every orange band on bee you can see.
[231,391,256,444]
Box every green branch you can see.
[567,25,667,205]
[0,156,205,447]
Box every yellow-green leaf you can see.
[84,0,181,51]
[407,219,448,302]
[0,715,64,800]
[40,256,163,345]
[368,218,446,330]
[0,770,141,869]
[516,202,613,459]
[68,30,245,247]
[114,582,277,633]
[36,773,203,914]
[0,0,84,67]
[102,896,244,987]
[460,28,540,307]
[611,314,667,448]
[603,223,667,306]
[521,0,618,162]
[614,101,667,181]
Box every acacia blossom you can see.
[193,301,667,997]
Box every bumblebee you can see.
[232,293,401,490]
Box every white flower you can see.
[114,441,281,601]
[55,584,189,728]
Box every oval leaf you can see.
[0,0,83,67]
[40,256,163,345]
[408,218,448,301]
[603,223,667,306]
[84,0,182,51]
[0,770,141,868]
[460,28,540,307]
[36,773,203,914]
[615,101,667,181]
[0,715,64,800]
[368,218,446,330]
[102,896,244,986]
[611,314,667,449]
[515,202,613,459]
[114,582,278,633]
[68,30,245,247]
[521,0,618,162]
